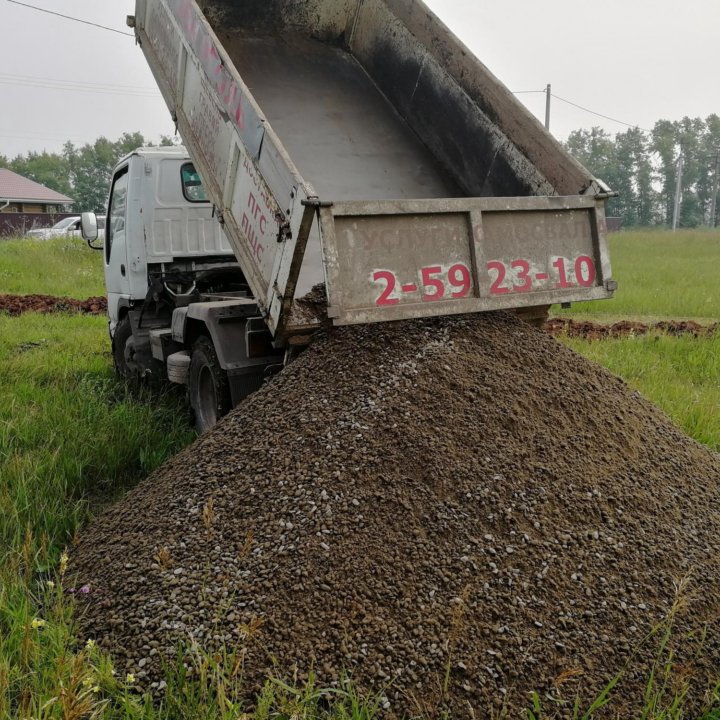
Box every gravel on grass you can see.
[71,311,720,718]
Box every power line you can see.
[6,0,135,37]
[0,80,159,99]
[0,129,172,145]
[0,74,161,99]
[551,93,651,132]
[0,131,94,142]
[2,6,652,134]
[512,88,649,132]
[0,72,158,93]
[0,4,658,136]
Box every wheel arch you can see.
[184,316,211,349]
[117,303,131,322]
[178,303,254,371]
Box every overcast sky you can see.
[1,0,718,159]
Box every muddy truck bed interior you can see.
[136,0,615,338]
[199,0,581,199]
[224,35,460,201]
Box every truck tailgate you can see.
[320,196,613,325]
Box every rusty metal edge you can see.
[328,195,598,217]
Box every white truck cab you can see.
[85,147,284,433]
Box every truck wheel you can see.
[188,336,231,434]
[112,316,134,379]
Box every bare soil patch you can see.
[0,293,106,316]
[546,317,718,340]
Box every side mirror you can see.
[81,212,102,250]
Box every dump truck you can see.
[83,0,616,433]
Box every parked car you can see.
[27,216,105,241]
[26,216,81,239]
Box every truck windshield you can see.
[181,163,208,203]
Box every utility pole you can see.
[545,84,552,131]
[672,149,684,231]
[710,149,720,228]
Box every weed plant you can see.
[526,577,720,720]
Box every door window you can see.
[106,166,129,264]
[181,163,208,203]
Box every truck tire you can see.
[112,315,134,379]
[188,336,231,434]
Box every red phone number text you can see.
[372,256,597,307]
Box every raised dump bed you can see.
[135,0,615,339]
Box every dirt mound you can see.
[0,293,106,316]
[546,317,718,340]
[70,312,720,718]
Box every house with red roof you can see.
[0,168,74,236]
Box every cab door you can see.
[104,164,131,297]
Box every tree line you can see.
[565,115,720,228]
[2,118,719,228]
[0,133,177,214]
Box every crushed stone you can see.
[71,312,720,718]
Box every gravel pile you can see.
[71,312,720,718]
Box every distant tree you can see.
[565,127,625,217]
[650,117,714,228]
[64,132,149,212]
[631,131,657,226]
[607,131,637,223]
[565,118,720,227]
[2,132,159,213]
[565,127,613,171]
[5,121,718,228]
[677,116,705,227]
[159,134,181,147]
[697,114,720,226]
[114,132,148,158]
[615,128,657,226]
[565,119,720,228]
[651,120,681,226]
[65,140,112,213]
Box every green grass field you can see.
[0,236,105,298]
[557,229,720,452]
[0,312,195,553]
[564,332,720,451]
[0,312,199,719]
[1,231,719,718]
[556,229,720,321]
